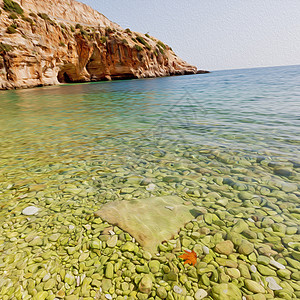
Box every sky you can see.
[80,0,300,71]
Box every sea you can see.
[0,64,299,297]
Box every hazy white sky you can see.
[81,0,300,70]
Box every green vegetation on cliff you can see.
[0,42,13,54]
[3,0,23,15]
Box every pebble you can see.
[107,235,118,247]
[244,279,265,293]
[195,289,208,300]
[105,294,112,300]
[250,265,257,273]
[22,206,39,215]
[138,274,152,294]
[266,277,282,290]
[173,285,183,294]
[146,183,156,191]
[270,259,286,270]
[203,245,210,254]
[165,206,174,211]
[215,240,234,255]
[238,240,254,255]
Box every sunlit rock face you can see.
[0,0,197,89]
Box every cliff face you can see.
[0,0,197,89]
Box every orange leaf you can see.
[179,250,197,266]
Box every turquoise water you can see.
[0,65,299,298]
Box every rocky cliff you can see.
[0,0,197,90]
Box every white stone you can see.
[242,297,247,300]
[250,265,257,273]
[165,206,174,211]
[42,273,51,282]
[195,288,208,300]
[266,277,282,291]
[108,230,115,235]
[22,206,39,215]
[69,225,75,230]
[270,260,285,270]
[105,294,112,300]
[248,218,255,223]
[173,285,183,294]
[203,245,210,255]
[146,183,156,191]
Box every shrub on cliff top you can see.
[6,24,17,34]
[29,12,37,18]
[60,23,66,30]
[75,23,82,30]
[37,12,56,25]
[157,41,166,49]
[3,0,23,15]
[38,12,50,20]
[80,29,88,36]
[136,36,146,46]
[0,42,13,54]
[8,12,18,19]
[136,36,151,50]
[100,36,107,44]
[21,15,34,24]
[135,44,143,51]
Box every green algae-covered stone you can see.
[156,286,167,299]
[105,262,114,278]
[257,265,276,276]
[257,255,270,266]
[121,242,136,252]
[64,272,75,285]
[138,274,152,294]
[149,260,160,273]
[245,279,265,293]
[215,240,234,255]
[44,278,56,290]
[232,220,248,233]
[211,283,242,300]
[238,240,254,255]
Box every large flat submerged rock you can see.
[94,196,196,253]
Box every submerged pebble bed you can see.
[0,137,299,300]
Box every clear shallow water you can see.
[0,65,299,298]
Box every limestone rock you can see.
[95,196,195,253]
[0,0,197,90]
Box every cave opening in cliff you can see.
[57,71,72,83]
